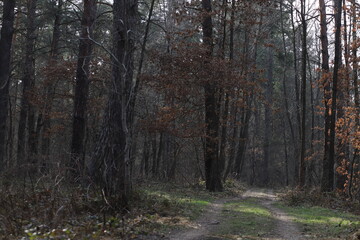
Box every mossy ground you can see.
[208,198,275,240]
[275,202,360,239]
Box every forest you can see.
[0,0,360,239]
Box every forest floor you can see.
[167,188,302,240]
[159,187,360,240]
[1,180,360,239]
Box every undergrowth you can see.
[0,176,243,239]
[280,188,360,215]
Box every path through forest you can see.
[168,189,302,240]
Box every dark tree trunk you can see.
[290,1,301,184]
[222,0,235,181]
[70,0,97,177]
[130,0,155,125]
[319,0,331,191]
[262,44,274,186]
[280,0,294,186]
[38,0,63,170]
[89,0,137,205]
[0,0,16,170]
[155,132,163,177]
[349,0,359,199]
[17,0,38,166]
[322,0,342,192]
[299,0,307,188]
[223,102,237,180]
[151,133,157,176]
[202,0,222,192]
[140,134,150,177]
[336,0,348,191]
[234,104,251,177]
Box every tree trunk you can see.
[348,0,359,198]
[262,44,274,186]
[299,0,307,188]
[336,0,348,191]
[223,102,237,180]
[89,0,137,205]
[38,0,63,171]
[280,0,296,185]
[319,0,332,191]
[322,0,342,192]
[70,0,97,177]
[17,0,38,166]
[290,1,301,184]
[202,0,222,192]
[0,0,16,171]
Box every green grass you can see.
[275,202,360,238]
[138,187,213,220]
[214,198,275,239]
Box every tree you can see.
[70,0,97,177]
[90,0,138,205]
[17,0,38,166]
[202,0,223,192]
[321,0,342,192]
[299,0,307,188]
[0,0,16,170]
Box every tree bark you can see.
[322,0,342,192]
[262,44,274,186]
[17,0,38,166]
[319,0,331,190]
[336,0,348,191]
[299,0,307,188]
[70,0,97,178]
[290,1,301,184]
[0,0,16,171]
[348,0,359,199]
[38,0,63,170]
[202,0,222,192]
[89,0,137,205]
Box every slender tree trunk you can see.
[38,0,63,171]
[280,0,296,155]
[290,1,301,184]
[336,0,348,191]
[70,0,97,177]
[218,1,229,173]
[151,133,157,176]
[299,0,307,188]
[0,0,16,171]
[223,103,237,180]
[130,0,155,124]
[234,103,251,177]
[202,0,222,192]
[155,132,163,177]
[262,44,274,186]
[282,118,290,186]
[17,0,38,166]
[348,0,359,198]
[306,52,316,186]
[322,0,342,192]
[222,0,236,181]
[319,0,331,191]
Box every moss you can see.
[275,202,360,238]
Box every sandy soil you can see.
[168,198,231,240]
[243,189,303,240]
[167,189,303,240]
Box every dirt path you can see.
[243,189,303,240]
[168,189,303,240]
[168,198,232,240]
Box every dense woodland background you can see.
[0,0,360,214]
